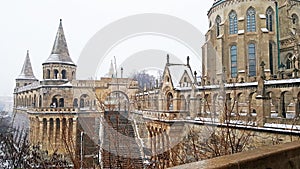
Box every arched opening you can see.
[54,69,59,79]
[280,91,293,118]
[62,118,67,140]
[80,94,90,109]
[68,118,73,141]
[39,95,42,108]
[42,118,47,141]
[51,97,58,108]
[49,118,54,141]
[55,118,60,143]
[215,15,221,37]
[61,70,67,79]
[266,7,274,31]
[104,91,130,112]
[229,10,238,34]
[247,7,256,32]
[73,98,78,108]
[286,53,293,69]
[166,92,173,111]
[59,98,64,107]
[46,69,50,79]
[72,71,76,80]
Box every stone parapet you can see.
[169,141,300,169]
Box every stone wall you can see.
[169,141,300,169]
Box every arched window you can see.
[167,93,173,111]
[59,98,64,107]
[229,11,238,34]
[215,15,221,37]
[292,14,298,25]
[46,69,50,79]
[54,69,59,79]
[247,7,256,32]
[62,70,67,79]
[230,45,237,78]
[73,98,78,108]
[266,7,274,31]
[72,71,76,80]
[248,43,256,76]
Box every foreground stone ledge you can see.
[169,141,300,169]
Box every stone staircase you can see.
[101,111,144,169]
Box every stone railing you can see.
[170,141,300,169]
[28,107,78,113]
[141,110,188,121]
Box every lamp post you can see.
[279,62,286,79]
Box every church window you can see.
[229,11,238,34]
[266,7,274,31]
[230,45,237,78]
[216,15,221,37]
[248,43,256,76]
[247,7,256,32]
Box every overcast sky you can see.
[0,0,213,97]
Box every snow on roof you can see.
[265,78,300,85]
[167,64,194,88]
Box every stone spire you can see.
[108,60,115,78]
[44,19,74,65]
[17,50,37,80]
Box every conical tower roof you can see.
[17,50,37,80]
[44,19,75,65]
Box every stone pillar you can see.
[256,97,270,127]
[189,97,196,118]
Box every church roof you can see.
[17,50,37,80]
[44,19,75,65]
[167,63,194,88]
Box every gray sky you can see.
[0,0,213,96]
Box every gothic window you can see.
[216,15,221,37]
[248,43,256,76]
[266,7,274,31]
[247,7,256,32]
[292,14,298,25]
[229,11,238,34]
[230,45,237,78]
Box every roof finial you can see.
[187,56,190,67]
[167,54,170,64]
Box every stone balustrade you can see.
[169,141,300,169]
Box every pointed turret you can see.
[17,50,37,80]
[108,60,115,78]
[42,19,76,82]
[44,19,74,65]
